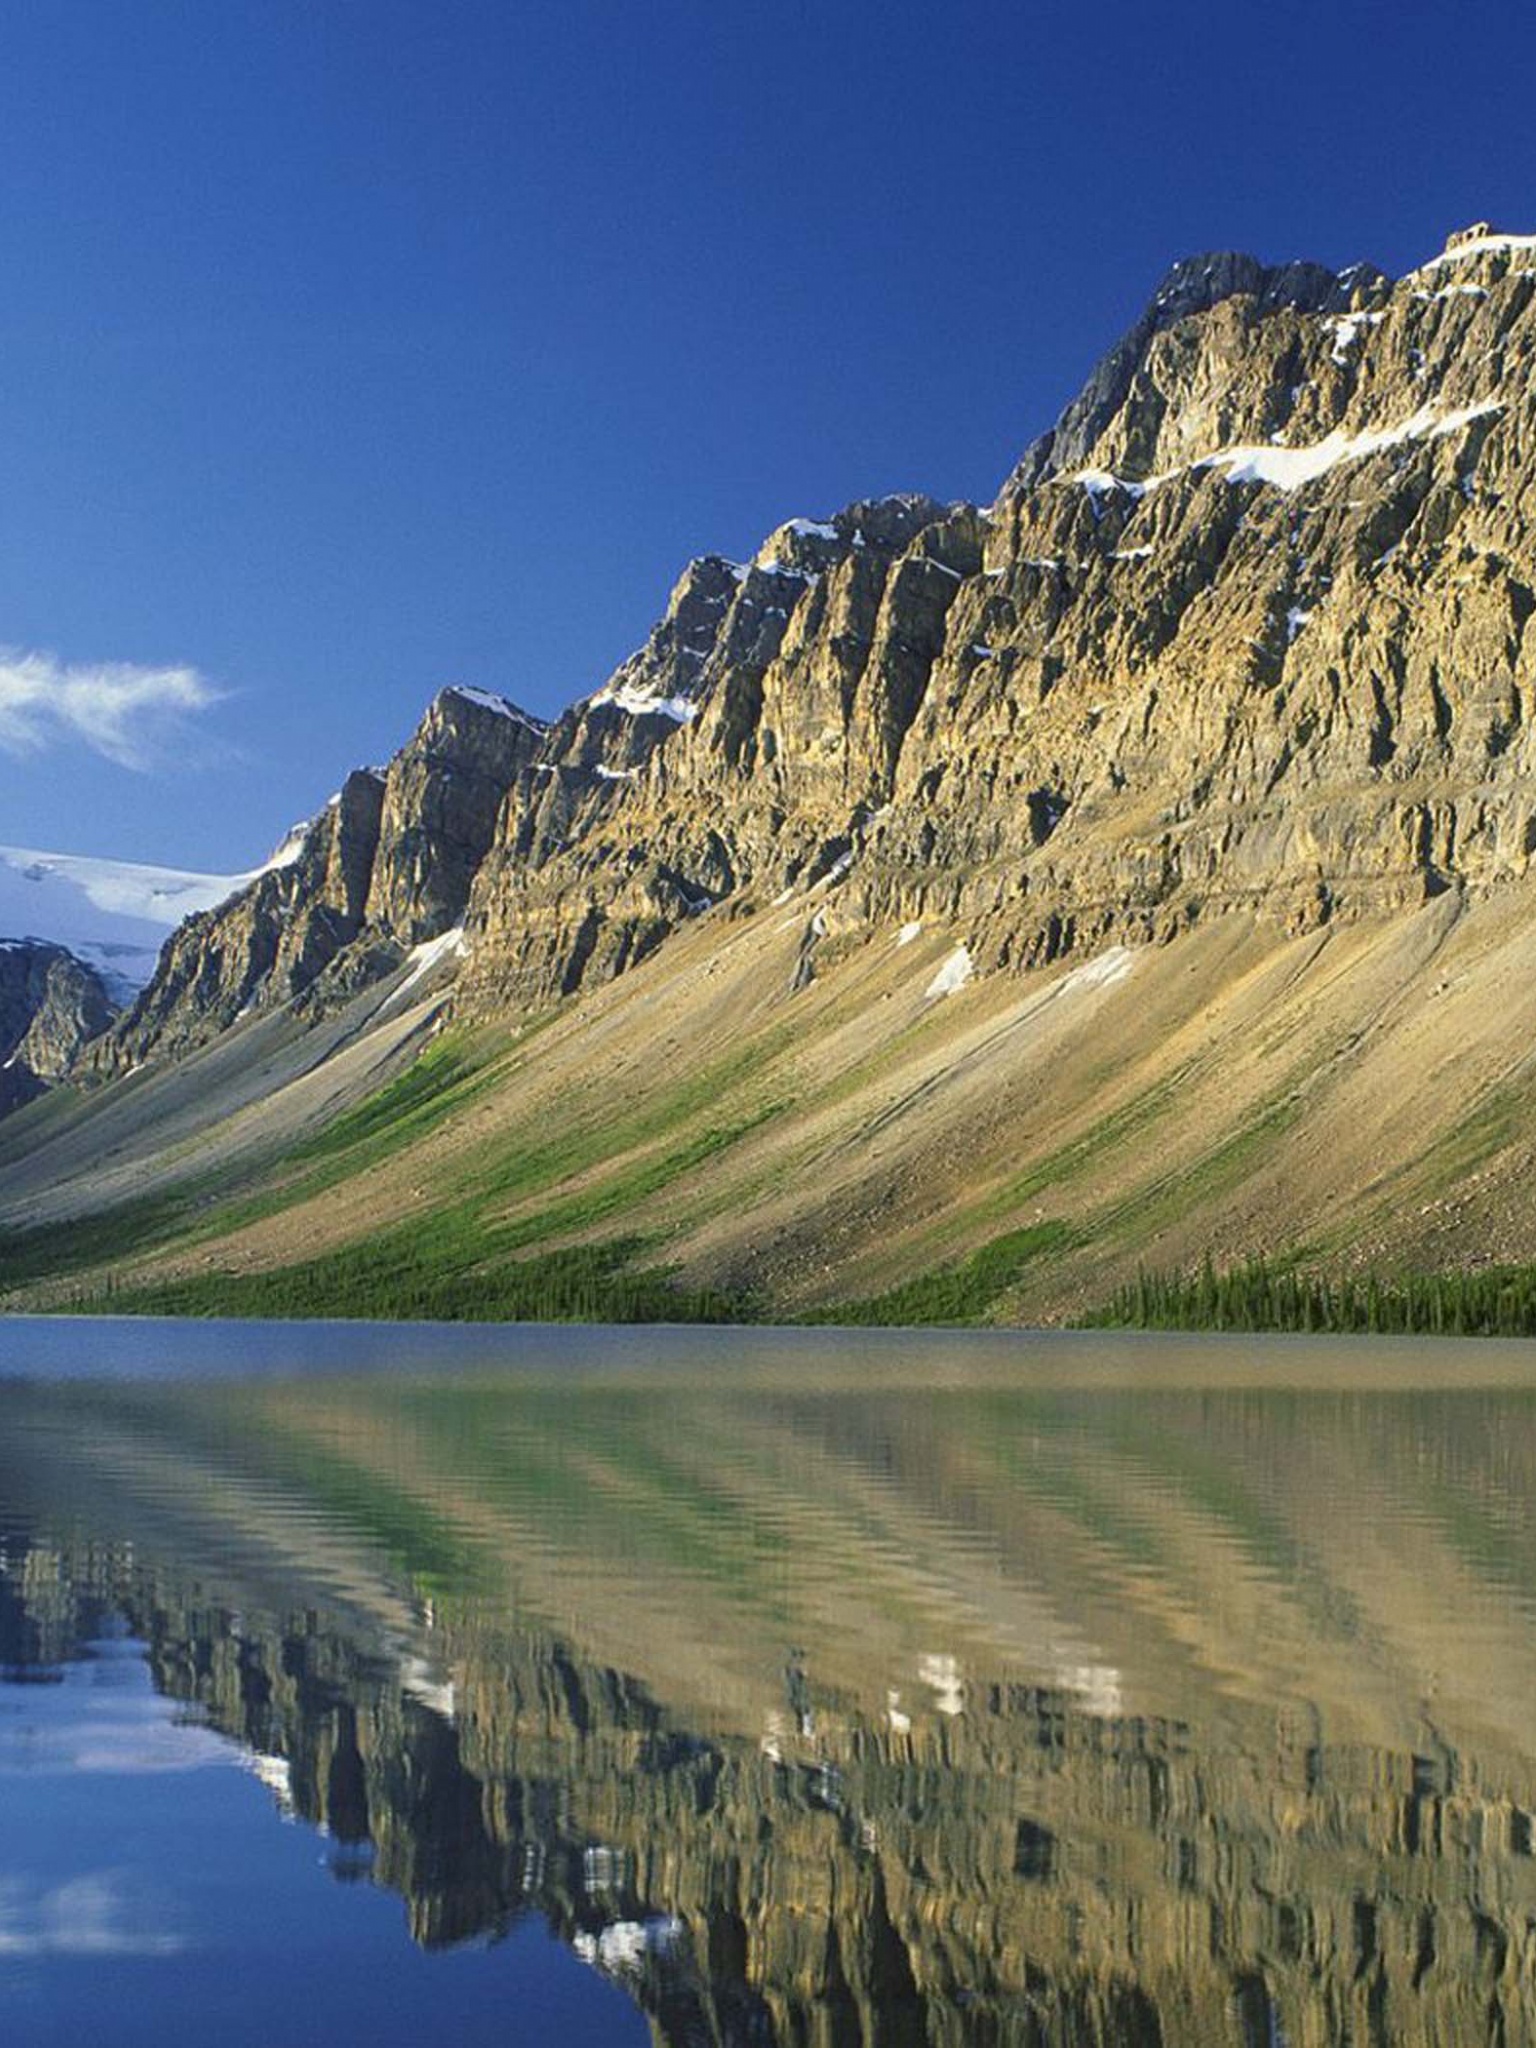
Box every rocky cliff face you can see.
[0,939,116,1110]
[468,494,978,1001]
[87,222,1536,1068]
[458,221,1536,1004]
[92,685,546,1072]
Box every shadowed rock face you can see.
[0,939,116,1110]
[86,224,1536,1069]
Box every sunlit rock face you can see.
[92,687,546,1069]
[99,225,1536,1071]
[464,494,978,1005]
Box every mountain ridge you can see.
[79,218,1532,1066]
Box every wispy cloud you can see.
[0,646,221,770]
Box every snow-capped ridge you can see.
[1414,225,1536,276]
[1068,398,1503,501]
[0,845,254,993]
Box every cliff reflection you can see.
[6,1359,1536,2045]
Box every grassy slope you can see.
[8,887,1536,1328]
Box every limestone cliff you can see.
[93,685,546,1071]
[69,222,1536,1070]
[463,221,1536,1004]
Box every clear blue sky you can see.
[0,0,1530,869]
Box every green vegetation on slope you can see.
[3,1021,788,1316]
[802,1220,1078,1326]
[0,1031,508,1296]
[0,1188,197,1294]
[288,1033,499,1164]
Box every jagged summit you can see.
[992,224,1536,500]
[1149,248,1376,323]
[1000,242,1399,498]
[1415,220,1536,271]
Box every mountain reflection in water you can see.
[4,1329,1536,2045]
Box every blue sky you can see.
[0,0,1531,870]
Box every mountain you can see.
[6,222,1536,1322]
[0,840,297,1111]
[92,685,547,1071]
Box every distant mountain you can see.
[0,840,305,1104]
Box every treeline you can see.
[1094,1255,1536,1337]
[76,1236,751,1325]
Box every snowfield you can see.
[0,845,253,996]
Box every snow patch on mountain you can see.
[925,945,975,998]
[1068,399,1504,501]
[396,924,467,997]
[1415,230,1536,274]
[589,680,699,722]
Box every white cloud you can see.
[0,646,221,770]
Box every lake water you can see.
[4,1319,1536,2045]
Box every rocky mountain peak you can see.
[434,684,548,735]
[1001,242,1394,498]
[1148,248,1371,325]
[87,683,547,1075]
[1408,221,1536,281]
[749,496,950,576]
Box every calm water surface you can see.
[3,1318,1536,2045]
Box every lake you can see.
[3,1318,1536,2045]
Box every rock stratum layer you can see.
[9,223,1536,1317]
